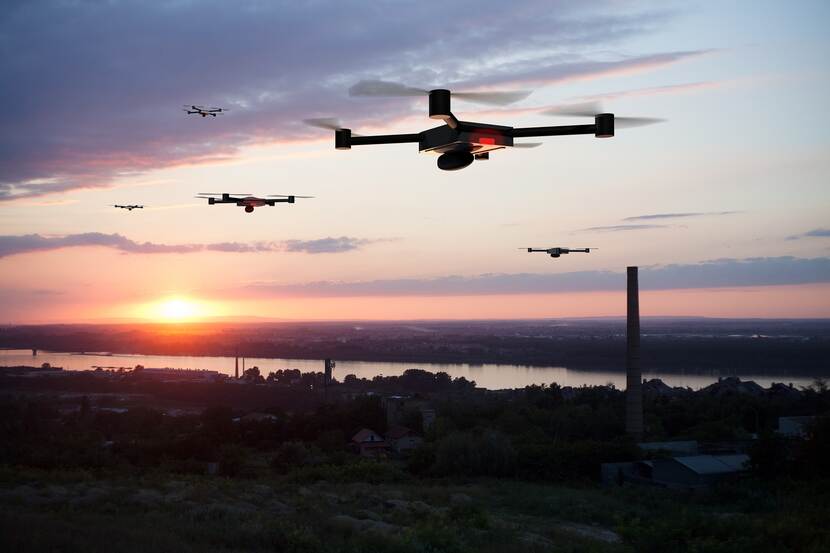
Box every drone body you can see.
[183,105,228,117]
[113,204,143,211]
[316,86,619,171]
[196,193,312,213]
[526,247,594,258]
[307,81,661,170]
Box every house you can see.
[385,426,423,455]
[777,416,815,437]
[351,428,387,458]
[602,454,749,489]
[650,454,749,489]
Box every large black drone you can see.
[196,193,312,213]
[306,80,661,171]
[524,247,596,258]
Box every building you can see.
[351,428,387,458]
[650,454,749,489]
[385,426,423,455]
[777,416,815,437]
[602,453,749,489]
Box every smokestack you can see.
[235,356,239,380]
[625,266,643,440]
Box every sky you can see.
[1,0,829,323]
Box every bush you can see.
[433,430,516,477]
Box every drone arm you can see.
[337,129,420,150]
[512,114,615,139]
[350,133,420,145]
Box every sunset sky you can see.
[1,0,829,323]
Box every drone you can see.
[305,80,662,171]
[183,105,229,117]
[524,247,596,258]
[195,193,312,213]
[112,204,143,211]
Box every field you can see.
[2,463,828,553]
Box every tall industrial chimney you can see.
[625,266,643,440]
[235,356,239,380]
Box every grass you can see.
[1,464,828,552]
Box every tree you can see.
[244,366,264,383]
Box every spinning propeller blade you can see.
[543,101,665,128]
[266,194,314,198]
[349,80,531,106]
[303,117,345,131]
[513,142,543,148]
[303,118,362,136]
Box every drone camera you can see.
[429,89,452,120]
[437,150,474,171]
[335,128,352,150]
[595,113,614,138]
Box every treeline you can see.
[3,323,829,370]
[2,373,828,483]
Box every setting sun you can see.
[130,296,225,323]
[158,298,198,321]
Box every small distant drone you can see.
[112,204,143,211]
[196,193,313,213]
[183,105,229,117]
[524,247,596,258]
[306,80,662,171]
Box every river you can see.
[1,349,820,390]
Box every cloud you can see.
[240,257,830,297]
[623,211,741,221]
[580,224,668,232]
[0,1,702,201]
[787,229,830,240]
[575,80,724,102]
[284,237,375,254]
[0,233,379,258]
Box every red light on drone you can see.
[479,137,496,145]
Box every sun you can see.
[158,298,198,321]
[132,296,216,323]
[124,295,231,323]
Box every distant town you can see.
[2,318,828,373]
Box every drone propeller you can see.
[543,102,664,128]
[303,117,346,131]
[513,142,543,149]
[303,118,362,136]
[349,80,532,106]
[266,194,314,198]
[196,192,251,196]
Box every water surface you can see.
[0,349,817,390]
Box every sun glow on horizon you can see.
[133,296,224,323]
